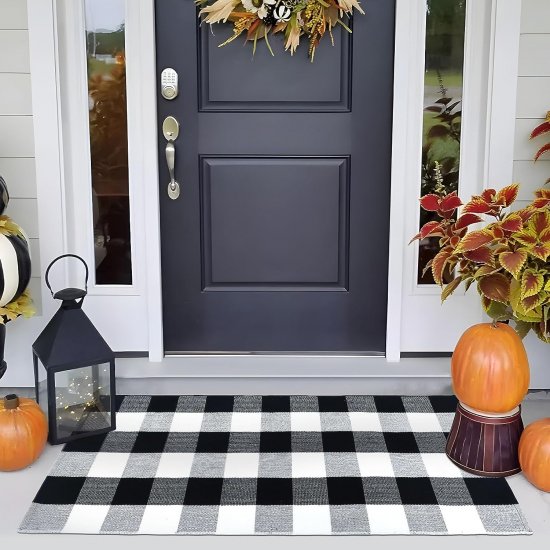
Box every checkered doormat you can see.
[20,395,531,535]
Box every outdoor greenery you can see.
[86,26,125,57]
[412,182,550,343]
[425,0,466,75]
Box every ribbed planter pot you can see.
[446,402,523,477]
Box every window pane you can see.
[418,0,466,284]
[85,0,132,285]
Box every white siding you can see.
[514,0,550,386]
[0,0,41,312]
[514,0,550,177]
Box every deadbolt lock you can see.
[161,68,178,100]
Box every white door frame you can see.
[27,0,522,363]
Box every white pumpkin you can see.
[0,230,31,307]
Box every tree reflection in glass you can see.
[85,0,132,285]
[418,0,466,285]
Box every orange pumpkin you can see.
[451,322,530,413]
[519,418,550,492]
[0,394,48,471]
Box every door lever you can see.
[162,116,180,200]
[166,142,180,200]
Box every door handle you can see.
[163,116,180,200]
[165,142,180,200]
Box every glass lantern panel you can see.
[54,363,112,440]
[35,358,48,420]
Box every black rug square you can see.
[257,478,293,505]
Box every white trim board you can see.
[399,0,494,352]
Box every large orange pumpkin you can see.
[0,394,48,471]
[451,322,530,413]
[519,418,550,492]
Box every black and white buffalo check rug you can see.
[20,395,531,535]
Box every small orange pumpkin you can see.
[519,418,550,492]
[451,322,530,413]
[0,394,48,471]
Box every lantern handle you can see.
[45,254,89,298]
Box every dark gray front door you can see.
[156,0,395,353]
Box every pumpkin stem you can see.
[4,394,19,410]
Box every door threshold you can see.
[165,351,386,358]
[115,355,454,395]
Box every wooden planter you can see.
[446,402,523,477]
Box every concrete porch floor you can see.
[1,392,549,549]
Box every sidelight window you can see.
[417,0,466,285]
[84,0,132,285]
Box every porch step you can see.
[115,356,454,395]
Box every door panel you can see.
[199,24,351,110]
[156,0,395,353]
[201,156,349,289]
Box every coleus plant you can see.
[410,182,550,343]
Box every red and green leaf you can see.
[530,244,550,261]
[455,229,494,252]
[514,229,538,247]
[420,221,444,239]
[474,264,500,279]
[439,193,462,212]
[419,194,441,211]
[462,198,492,215]
[464,246,494,265]
[529,210,550,235]
[535,188,550,199]
[409,221,444,244]
[521,269,544,298]
[478,273,511,304]
[421,259,433,279]
[516,207,536,223]
[492,225,505,239]
[454,213,482,230]
[495,184,519,207]
[441,276,463,303]
[530,120,550,139]
[531,196,550,209]
[481,189,496,203]
[431,247,454,286]
[449,235,461,248]
[499,249,528,279]
[499,214,523,233]
[522,292,547,313]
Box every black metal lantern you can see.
[32,254,116,445]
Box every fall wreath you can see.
[196,0,365,61]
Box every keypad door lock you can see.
[161,68,178,100]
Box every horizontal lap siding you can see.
[514,0,550,189]
[513,0,550,386]
[0,0,41,312]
